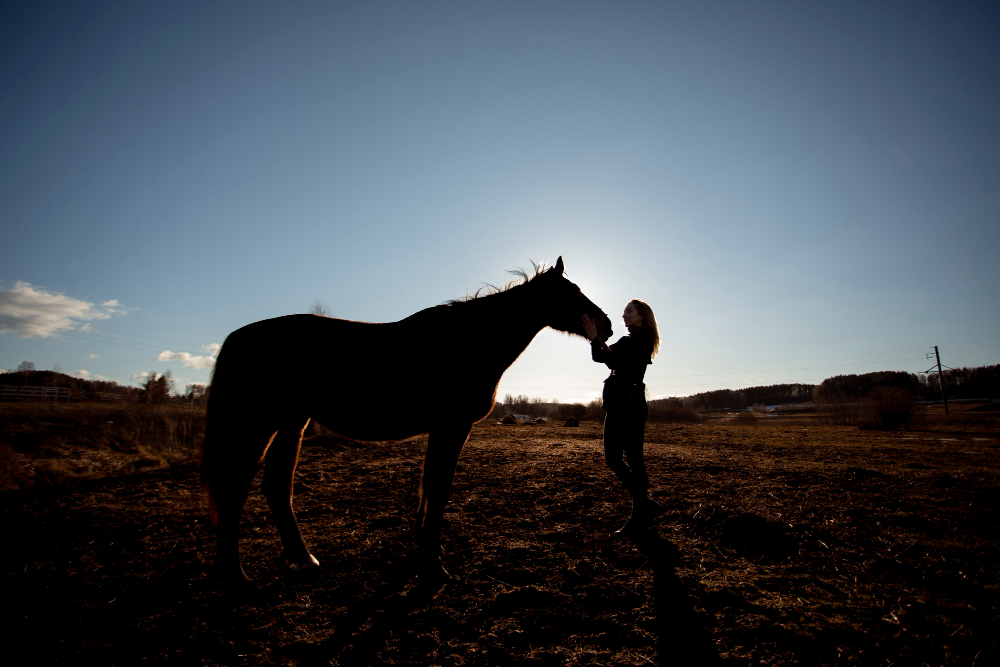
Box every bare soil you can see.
[2,405,998,665]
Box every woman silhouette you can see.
[583,299,662,535]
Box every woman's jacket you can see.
[592,328,653,412]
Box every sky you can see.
[2,1,998,403]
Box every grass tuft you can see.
[732,411,758,426]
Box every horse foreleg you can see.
[415,424,472,583]
[262,420,319,572]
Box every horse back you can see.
[209,314,498,438]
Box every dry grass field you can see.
[0,402,203,490]
[1,403,997,665]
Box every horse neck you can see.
[476,286,550,371]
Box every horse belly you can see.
[309,398,429,442]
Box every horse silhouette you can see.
[202,257,613,586]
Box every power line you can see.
[0,316,183,354]
[500,356,928,387]
[0,307,208,351]
[646,356,928,379]
[511,348,934,376]
[658,347,931,368]
[499,354,933,395]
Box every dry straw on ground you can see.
[1,401,998,665]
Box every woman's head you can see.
[626,298,660,359]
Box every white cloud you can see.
[0,281,127,338]
[75,369,110,381]
[201,342,221,355]
[86,353,100,359]
[157,350,216,369]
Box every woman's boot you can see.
[614,497,663,536]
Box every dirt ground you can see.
[2,405,998,665]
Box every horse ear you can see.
[554,256,564,274]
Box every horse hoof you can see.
[416,560,452,590]
[613,517,641,537]
[289,554,320,572]
[221,572,257,597]
[644,499,665,521]
[218,563,253,584]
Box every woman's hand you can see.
[581,314,599,342]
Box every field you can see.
[2,403,998,665]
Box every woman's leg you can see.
[603,410,641,495]
[622,414,649,499]
[605,410,659,534]
[604,410,648,498]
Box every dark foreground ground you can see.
[2,405,998,665]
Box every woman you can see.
[582,299,662,536]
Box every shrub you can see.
[857,386,915,431]
[733,411,758,425]
[820,402,858,426]
[648,405,702,423]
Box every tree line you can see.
[663,383,818,411]
[492,394,597,421]
[0,366,207,406]
[494,364,999,420]
[922,364,1000,400]
[7,362,998,414]
[815,365,1000,403]
[813,371,920,403]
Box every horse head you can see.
[539,256,613,341]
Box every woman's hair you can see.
[629,299,660,359]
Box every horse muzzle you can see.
[595,314,613,340]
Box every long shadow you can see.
[630,529,722,665]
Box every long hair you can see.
[629,298,660,359]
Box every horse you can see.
[201,256,613,586]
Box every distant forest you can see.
[651,383,817,411]
[916,364,1000,400]
[815,365,1000,403]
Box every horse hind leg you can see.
[261,419,319,573]
[208,426,272,586]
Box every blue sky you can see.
[2,1,998,402]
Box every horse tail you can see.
[201,334,240,525]
[201,419,222,526]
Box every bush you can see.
[733,411,758,425]
[648,405,702,423]
[820,403,858,426]
[857,386,915,431]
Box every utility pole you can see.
[926,346,949,415]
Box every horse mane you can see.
[444,260,553,305]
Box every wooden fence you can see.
[0,385,72,401]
